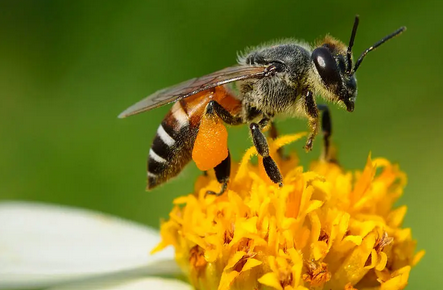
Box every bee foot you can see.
[304,139,314,152]
[205,181,228,197]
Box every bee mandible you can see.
[119,16,406,196]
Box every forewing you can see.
[118,65,272,118]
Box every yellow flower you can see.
[153,133,424,290]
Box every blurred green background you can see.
[0,0,441,288]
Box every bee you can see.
[119,16,405,196]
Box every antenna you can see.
[346,15,360,74]
[353,26,406,73]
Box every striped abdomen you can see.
[147,86,242,189]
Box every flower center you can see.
[152,133,424,290]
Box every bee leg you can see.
[303,90,319,152]
[269,121,278,139]
[250,123,283,186]
[206,151,231,196]
[317,104,333,161]
[269,122,286,159]
[203,101,239,196]
[205,100,243,125]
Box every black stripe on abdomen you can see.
[147,116,197,190]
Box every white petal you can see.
[49,277,192,290]
[0,202,178,289]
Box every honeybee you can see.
[119,16,405,195]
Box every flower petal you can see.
[49,277,192,290]
[0,201,178,289]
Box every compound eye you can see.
[312,46,341,87]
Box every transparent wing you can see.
[118,65,274,118]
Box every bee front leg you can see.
[317,104,333,161]
[250,122,283,186]
[304,90,319,152]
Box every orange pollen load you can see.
[192,112,228,171]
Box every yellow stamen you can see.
[153,133,424,290]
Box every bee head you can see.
[312,16,406,112]
[312,36,357,112]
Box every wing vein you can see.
[118,65,272,118]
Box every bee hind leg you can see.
[250,122,283,187]
[205,100,243,125]
[206,151,231,196]
[203,100,242,196]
